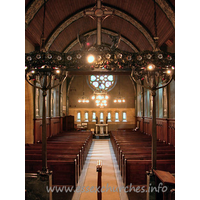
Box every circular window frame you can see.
[86,75,117,92]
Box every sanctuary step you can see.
[94,133,110,139]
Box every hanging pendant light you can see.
[25,0,67,88]
[92,91,108,107]
[78,76,89,103]
[114,75,125,103]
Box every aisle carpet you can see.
[70,139,129,200]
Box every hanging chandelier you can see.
[78,95,90,103]
[78,76,89,103]
[113,75,125,103]
[25,0,67,88]
[92,92,108,107]
[114,97,125,103]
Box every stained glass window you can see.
[88,75,116,92]
[93,82,99,87]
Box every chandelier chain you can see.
[41,0,47,51]
[154,0,157,38]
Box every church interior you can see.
[24,0,178,199]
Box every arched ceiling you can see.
[25,0,175,53]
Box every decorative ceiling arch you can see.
[44,6,156,50]
[25,0,175,50]
[155,0,175,28]
[25,0,175,30]
[63,29,139,53]
[25,0,48,28]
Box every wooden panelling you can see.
[168,119,175,146]
[157,118,168,143]
[136,117,175,146]
[50,117,61,137]
[137,117,143,132]
[60,117,63,133]
[34,117,63,144]
[63,115,74,131]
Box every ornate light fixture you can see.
[78,76,89,103]
[114,76,125,103]
[113,96,125,103]
[92,91,108,107]
[78,96,89,103]
[25,0,67,173]
[130,0,175,184]
[63,0,132,72]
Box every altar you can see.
[95,124,109,138]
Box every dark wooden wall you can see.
[136,117,175,146]
[34,117,63,143]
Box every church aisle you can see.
[74,139,126,200]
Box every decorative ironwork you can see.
[131,50,175,90]
[26,46,174,74]
[25,51,67,89]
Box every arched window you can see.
[92,111,96,122]
[107,112,112,122]
[84,111,89,122]
[122,111,127,122]
[77,111,81,122]
[87,75,117,92]
[115,112,119,122]
[100,112,104,122]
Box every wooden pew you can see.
[124,159,175,186]
[25,153,80,183]
[25,131,93,188]
[118,148,175,170]
[116,146,174,169]
[153,170,175,200]
[25,159,77,188]
[26,146,83,171]
[121,153,174,179]
[110,131,175,188]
